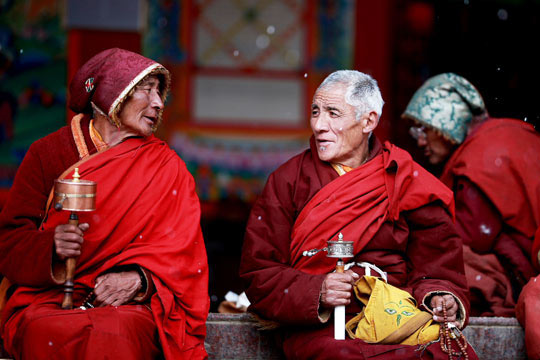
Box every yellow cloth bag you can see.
[345,276,440,345]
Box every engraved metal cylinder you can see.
[326,240,354,258]
[54,179,97,212]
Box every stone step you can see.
[0,314,527,359]
[205,313,526,359]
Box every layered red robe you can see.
[240,137,474,359]
[439,118,540,317]
[0,116,209,359]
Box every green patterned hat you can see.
[402,73,486,144]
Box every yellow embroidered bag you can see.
[345,275,440,345]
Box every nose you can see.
[311,114,329,133]
[151,91,164,111]
[417,135,427,147]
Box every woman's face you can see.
[118,75,164,137]
[416,128,455,165]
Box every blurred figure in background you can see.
[404,72,540,359]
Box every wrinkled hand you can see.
[54,223,90,260]
[94,271,142,307]
[320,270,359,308]
[430,294,459,326]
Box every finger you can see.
[326,273,355,283]
[443,294,456,306]
[55,243,82,258]
[78,223,90,232]
[430,296,443,313]
[55,233,84,245]
[95,290,116,307]
[433,313,457,323]
[434,314,457,323]
[93,279,111,298]
[344,270,360,282]
[322,296,350,307]
[446,305,459,317]
[55,224,85,237]
[323,290,352,304]
[56,249,81,259]
[56,240,83,251]
[325,280,353,292]
[110,298,125,307]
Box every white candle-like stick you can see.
[334,305,346,340]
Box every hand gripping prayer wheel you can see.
[53,168,96,309]
[327,233,354,340]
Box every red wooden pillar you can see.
[354,1,393,141]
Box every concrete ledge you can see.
[205,313,527,360]
[463,317,526,359]
[0,314,527,359]
[205,313,284,359]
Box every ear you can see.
[362,111,379,133]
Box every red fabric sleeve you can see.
[0,142,62,286]
[454,177,535,284]
[240,171,327,325]
[404,202,470,320]
[0,120,93,287]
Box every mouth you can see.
[316,139,332,151]
[316,139,332,146]
[144,116,156,126]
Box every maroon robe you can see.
[440,119,540,317]
[240,137,475,359]
[0,116,209,359]
[440,118,540,358]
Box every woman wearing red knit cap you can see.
[0,48,209,359]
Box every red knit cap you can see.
[69,48,170,120]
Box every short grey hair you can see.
[317,70,384,120]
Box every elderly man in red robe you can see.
[403,72,540,359]
[0,48,209,359]
[240,70,477,359]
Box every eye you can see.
[401,310,414,316]
[384,308,397,315]
[311,108,319,116]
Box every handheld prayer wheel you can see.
[53,168,96,310]
[327,233,354,340]
[303,233,354,340]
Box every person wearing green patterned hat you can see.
[404,73,540,359]
[403,72,488,165]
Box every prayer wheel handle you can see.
[53,168,97,310]
[61,213,78,310]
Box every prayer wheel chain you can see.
[439,301,469,360]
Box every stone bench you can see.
[205,313,527,359]
[0,313,527,359]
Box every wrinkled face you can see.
[310,84,369,167]
[118,75,164,137]
[416,128,455,165]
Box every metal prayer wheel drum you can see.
[326,233,354,259]
[54,168,97,212]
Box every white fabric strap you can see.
[344,261,388,282]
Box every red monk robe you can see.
[439,118,540,357]
[240,137,475,359]
[0,116,209,359]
